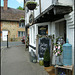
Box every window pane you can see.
[19,23,21,27]
[22,32,23,36]
[18,31,20,37]
[23,32,25,36]
[20,32,22,37]
[21,23,24,27]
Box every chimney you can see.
[4,0,8,10]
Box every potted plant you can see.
[11,38,13,41]
[43,48,50,67]
[39,58,44,66]
[25,1,37,10]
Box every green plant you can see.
[53,36,64,56]
[20,17,25,22]
[25,1,37,6]
[17,6,23,10]
[44,48,50,61]
[11,38,13,41]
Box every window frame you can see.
[19,22,25,28]
[18,31,25,37]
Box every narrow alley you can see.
[1,45,48,75]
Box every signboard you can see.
[38,25,48,35]
[38,37,51,58]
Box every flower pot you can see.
[44,61,50,67]
[27,3,36,10]
[39,60,44,66]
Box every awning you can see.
[34,5,72,23]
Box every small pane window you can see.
[22,23,25,27]
[22,32,23,36]
[18,31,25,37]
[19,23,21,27]
[18,31,20,37]
[19,23,25,28]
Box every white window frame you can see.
[19,23,25,28]
[18,31,25,37]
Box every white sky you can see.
[16,0,23,4]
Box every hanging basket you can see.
[20,18,25,22]
[26,1,37,10]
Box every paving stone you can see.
[1,45,48,75]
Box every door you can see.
[2,31,8,41]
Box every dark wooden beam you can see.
[53,6,73,15]
[34,5,72,23]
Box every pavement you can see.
[1,41,24,50]
[1,41,23,46]
[1,45,48,75]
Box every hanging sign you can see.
[29,14,33,25]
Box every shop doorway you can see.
[2,30,8,41]
[55,20,66,42]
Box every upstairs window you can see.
[19,23,25,28]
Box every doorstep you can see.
[44,66,55,75]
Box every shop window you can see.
[18,31,25,37]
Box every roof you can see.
[1,7,25,21]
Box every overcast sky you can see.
[1,0,24,9]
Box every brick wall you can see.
[1,21,25,41]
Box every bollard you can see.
[7,35,8,48]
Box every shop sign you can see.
[38,37,51,58]
[38,25,48,35]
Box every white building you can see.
[25,0,74,68]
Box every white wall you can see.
[64,11,74,64]
[41,0,52,12]
[34,0,40,18]
[58,0,73,6]
[25,10,33,25]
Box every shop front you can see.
[25,0,74,74]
